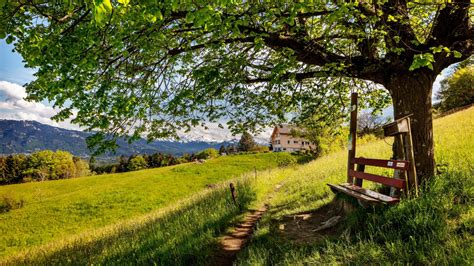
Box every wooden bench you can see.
[327,92,417,205]
[328,157,409,205]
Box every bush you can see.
[196,148,219,160]
[0,194,24,213]
[276,154,297,167]
[251,145,270,153]
[127,156,148,171]
[436,65,474,112]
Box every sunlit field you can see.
[0,152,295,260]
[236,107,474,265]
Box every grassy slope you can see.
[236,107,474,265]
[0,152,292,258]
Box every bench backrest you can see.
[349,157,408,189]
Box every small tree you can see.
[226,145,236,154]
[73,157,91,177]
[196,148,219,159]
[357,112,386,137]
[238,132,256,152]
[436,65,474,112]
[127,155,148,171]
[219,145,226,155]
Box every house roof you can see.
[270,124,296,139]
[275,124,293,134]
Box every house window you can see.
[294,140,298,144]
[277,140,280,144]
[288,140,290,144]
[283,148,286,151]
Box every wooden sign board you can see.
[383,117,409,136]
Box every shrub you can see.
[251,145,270,153]
[436,65,474,112]
[196,148,219,160]
[127,156,148,171]
[0,194,24,213]
[276,154,297,167]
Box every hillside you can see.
[235,106,474,264]
[0,120,234,157]
[0,152,296,259]
[0,107,472,264]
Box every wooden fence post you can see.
[229,183,241,211]
[347,92,358,184]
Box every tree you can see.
[73,157,91,177]
[357,112,386,137]
[219,145,226,155]
[196,148,219,159]
[226,145,237,154]
[238,132,256,152]
[3,155,26,184]
[436,65,474,112]
[127,155,148,171]
[24,150,76,181]
[1,1,472,181]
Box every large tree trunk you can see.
[385,73,436,183]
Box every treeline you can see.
[91,153,181,174]
[0,150,90,185]
[91,142,267,175]
[1,132,270,184]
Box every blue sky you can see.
[0,40,452,142]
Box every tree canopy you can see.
[436,65,474,112]
[1,0,472,179]
[238,131,256,152]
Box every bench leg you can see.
[354,164,365,187]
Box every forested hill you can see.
[0,120,232,157]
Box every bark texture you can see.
[386,72,436,179]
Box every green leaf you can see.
[453,51,462,58]
[5,35,14,44]
[409,53,435,71]
[118,0,130,5]
[93,0,113,24]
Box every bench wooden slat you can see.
[327,184,381,204]
[340,183,400,204]
[352,157,409,170]
[349,169,406,189]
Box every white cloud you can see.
[0,80,82,131]
[0,81,272,142]
[178,122,273,143]
[0,81,28,100]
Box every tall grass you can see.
[0,152,294,258]
[2,179,255,265]
[236,107,474,265]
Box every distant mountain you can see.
[0,120,235,157]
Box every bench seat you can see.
[328,183,400,205]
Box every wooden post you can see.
[347,92,358,184]
[354,163,365,187]
[403,117,419,197]
[229,183,241,211]
[391,134,406,197]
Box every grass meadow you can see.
[235,107,474,264]
[0,107,472,264]
[0,152,295,261]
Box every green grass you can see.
[0,152,295,259]
[2,107,472,264]
[236,107,474,265]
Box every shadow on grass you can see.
[236,169,474,265]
